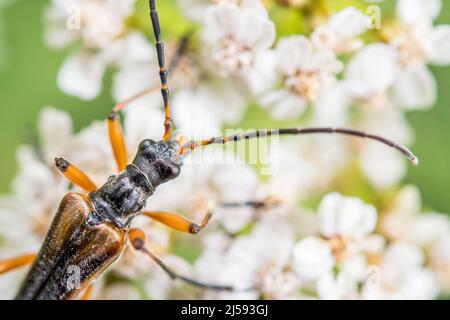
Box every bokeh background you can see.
[0,0,450,299]
[0,0,449,214]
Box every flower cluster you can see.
[0,0,449,300]
[196,190,449,300]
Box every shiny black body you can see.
[89,139,181,228]
[16,140,182,300]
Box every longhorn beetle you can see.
[0,0,418,300]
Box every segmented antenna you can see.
[149,0,173,141]
[178,127,419,165]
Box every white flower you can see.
[55,49,109,99]
[379,242,440,300]
[379,185,450,296]
[391,65,437,110]
[57,51,106,100]
[46,0,140,99]
[317,272,358,300]
[292,193,381,298]
[292,237,334,281]
[111,33,159,107]
[318,193,377,239]
[396,0,442,27]
[429,234,450,292]
[357,108,413,188]
[260,36,343,120]
[179,0,267,22]
[381,185,422,241]
[45,0,136,50]
[210,163,259,233]
[12,146,69,236]
[381,185,450,246]
[387,0,450,110]
[112,34,201,112]
[143,255,195,299]
[312,7,368,54]
[173,87,240,139]
[0,198,39,300]
[195,219,296,299]
[264,136,349,205]
[344,43,400,108]
[202,2,276,92]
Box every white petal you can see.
[292,237,334,281]
[393,66,437,110]
[108,0,137,16]
[397,0,442,25]
[178,0,209,22]
[215,206,254,234]
[309,48,343,73]
[317,273,354,300]
[118,32,155,66]
[382,242,425,279]
[345,44,400,98]
[113,63,159,103]
[212,164,258,202]
[358,107,413,144]
[57,51,106,100]
[260,89,307,120]
[38,107,73,161]
[424,25,450,66]
[409,213,450,246]
[341,254,368,282]
[275,36,313,74]
[329,7,368,40]
[240,0,268,17]
[173,88,222,140]
[318,193,377,238]
[313,84,351,126]
[198,79,247,124]
[360,144,407,188]
[125,106,165,153]
[243,50,277,94]
[203,3,241,43]
[179,0,267,23]
[44,6,79,49]
[237,9,275,50]
[400,269,439,300]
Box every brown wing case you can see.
[16,193,126,300]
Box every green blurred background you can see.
[0,0,449,213]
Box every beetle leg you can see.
[55,157,97,193]
[0,254,36,275]
[108,111,129,172]
[128,228,235,291]
[143,197,280,234]
[143,209,212,234]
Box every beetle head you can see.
[132,139,182,187]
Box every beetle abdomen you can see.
[15,193,125,300]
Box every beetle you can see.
[0,0,418,300]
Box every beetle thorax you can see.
[89,139,182,228]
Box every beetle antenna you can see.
[149,0,173,141]
[178,127,419,165]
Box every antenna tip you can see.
[411,155,419,166]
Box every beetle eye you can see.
[139,139,155,150]
[170,153,182,166]
[170,165,180,177]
